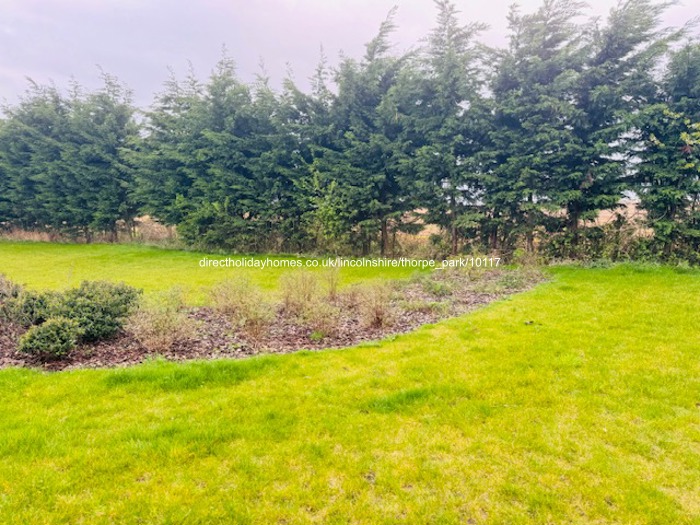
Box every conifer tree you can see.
[635,43,700,259]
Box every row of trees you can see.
[1,0,699,260]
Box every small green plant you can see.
[17,317,83,359]
[309,331,325,342]
[400,299,449,315]
[497,272,526,290]
[51,281,141,342]
[1,290,56,327]
[422,279,453,297]
[127,288,197,353]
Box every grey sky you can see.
[0,0,697,108]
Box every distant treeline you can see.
[0,0,699,261]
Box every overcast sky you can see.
[1,0,697,108]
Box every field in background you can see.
[0,265,698,523]
[0,242,424,304]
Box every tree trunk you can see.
[380,219,388,257]
[526,194,535,254]
[664,204,677,259]
[569,208,580,257]
[451,221,458,256]
[489,228,499,254]
[449,195,458,256]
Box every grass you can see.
[0,263,698,523]
[0,241,422,304]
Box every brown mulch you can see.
[0,268,544,371]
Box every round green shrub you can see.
[50,281,141,342]
[1,290,56,327]
[18,317,83,359]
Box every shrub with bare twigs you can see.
[127,288,197,353]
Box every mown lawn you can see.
[0,242,422,303]
[0,264,698,524]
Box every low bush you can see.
[209,277,261,316]
[52,281,141,342]
[422,279,453,297]
[280,270,320,316]
[209,278,274,345]
[0,274,22,301]
[337,283,365,310]
[301,300,342,338]
[399,299,449,315]
[321,267,341,300]
[127,289,197,353]
[17,317,83,359]
[357,282,394,328]
[497,272,527,290]
[1,290,56,327]
[239,305,274,346]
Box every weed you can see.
[321,266,341,300]
[423,279,453,297]
[400,299,449,315]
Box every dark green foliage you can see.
[405,0,489,255]
[51,281,141,342]
[17,317,83,359]
[550,0,685,257]
[0,1,698,262]
[3,280,140,359]
[636,106,700,260]
[327,8,418,256]
[1,290,56,328]
[0,75,139,240]
[483,0,589,255]
[633,43,700,262]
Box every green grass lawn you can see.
[0,242,422,304]
[0,263,698,524]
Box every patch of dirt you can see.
[0,268,545,371]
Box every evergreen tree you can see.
[176,54,260,250]
[62,74,139,240]
[0,76,138,239]
[134,66,205,227]
[297,50,356,254]
[635,43,700,259]
[406,0,489,254]
[484,0,587,254]
[0,82,71,231]
[330,8,414,255]
[552,0,684,255]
